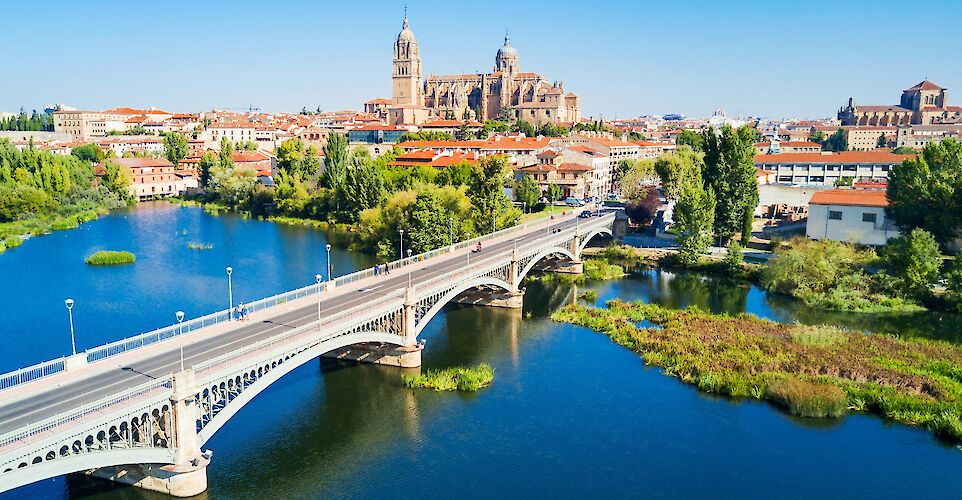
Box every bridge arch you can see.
[518,246,575,281]
[578,227,613,254]
[197,331,405,444]
[414,276,513,337]
[0,447,175,493]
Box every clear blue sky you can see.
[3,0,960,119]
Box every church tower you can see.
[392,13,423,106]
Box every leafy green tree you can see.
[276,137,304,175]
[163,133,189,167]
[273,168,310,215]
[822,128,848,152]
[0,184,56,221]
[701,125,758,242]
[546,183,562,202]
[196,152,217,188]
[342,154,385,221]
[945,257,962,312]
[878,228,942,298]
[398,130,453,142]
[514,174,539,210]
[877,134,888,148]
[513,119,536,137]
[435,162,474,186]
[469,155,519,232]
[219,136,234,170]
[322,132,348,192]
[455,123,474,140]
[723,239,744,270]
[674,180,716,264]
[809,130,827,145]
[100,160,133,201]
[676,129,705,153]
[404,190,452,255]
[654,145,703,200]
[892,146,915,154]
[71,144,105,164]
[886,137,962,248]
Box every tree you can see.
[101,160,133,201]
[674,180,715,264]
[701,125,758,242]
[809,130,827,145]
[273,169,310,215]
[513,119,536,137]
[723,239,744,271]
[945,257,962,312]
[653,146,703,201]
[624,185,661,227]
[878,228,942,298]
[0,184,56,221]
[404,191,452,255]
[219,136,234,170]
[469,155,519,232]
[676,129,705,153]
[163,133,188,167]
[276,137,305,175]
[620,159,657,203]
[455,123,474,141]
[545,183,562,202]
[198,152,218,188]
[342,154,385,221]
[822,128,848,152]
[892,146,915,154]
[886,137,962,248]
[398,130,453,142]
[514,174,539,210]
[877,134,888,148]
[71,144,105,164]
[322,132,348,192]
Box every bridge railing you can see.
[0,376,173,453]
[0,211,597,392]
[194,290,406,384]
[0,357,66,392]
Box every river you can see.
[2,203,960,499]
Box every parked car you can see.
[565,197,584,207]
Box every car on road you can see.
[579,210,593,218]
[565,197,584,207]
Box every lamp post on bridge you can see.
[176,310,185,372]
[407,249,413,287]
[449,216,454,246]
[398,228,404,261]
[64,298,76,356]
[325,243,332,283]
[226,266,234,321]
[315,274,323,331]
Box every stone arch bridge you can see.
[0,213,615,496]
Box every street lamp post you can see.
[64,299,76,356]
[226,266,233,321]
[315,274,323,331]
[325,243,332,282]
[176,310,185,372]
[449,216,454,246]
[398,229,404,261]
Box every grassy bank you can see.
[402,363,494,392]
[526,257,627,284]
[0,208,106,253]
[552,300,962,441]
[85,250,136,266]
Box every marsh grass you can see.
[526,258,626,284]
[552,300,962,442]
[3,236,22,249]
[402,363,494,391]
[579,290,599,302]
[85,250,135,266]
[188,242,214,250]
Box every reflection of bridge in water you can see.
[0,213,614,496]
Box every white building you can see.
[806,188,900,246]
[755,151,914,186]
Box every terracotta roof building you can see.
[754,151,914,186]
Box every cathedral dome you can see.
[397,15,416,43]
[496,33,518,61]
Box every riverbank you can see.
[0,207,112,254]
[553,300,962,442]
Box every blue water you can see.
[2,204,961,499]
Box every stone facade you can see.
[839,80,962,126]
[389,15,580,125]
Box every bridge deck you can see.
[0,213,594,437]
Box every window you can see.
[828,210,843,220]
[862,213,877,223]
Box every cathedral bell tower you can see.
[392,12,423,107]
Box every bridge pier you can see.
[86,369,209,497]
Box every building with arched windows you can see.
[838,80,962,126]
[386,14,580,125]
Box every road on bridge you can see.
[0,214,592,437]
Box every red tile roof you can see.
[755,151,914,164]
[810,189,888,208]
[905,80,944,91]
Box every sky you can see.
[2,0,961,120]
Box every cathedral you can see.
[389,14,580,125]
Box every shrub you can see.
[3,235,23,249]
[878,228,942,298]
[51,217,80,231]
[723,239,743,270]
[766,378,848,418]
[402,363,494,391]
[85,250,136,266]
[788,324,848,347]
[579,290,599,302]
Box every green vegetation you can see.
[552,300,962,441]
[0,139,129,247]
[527,258,626,284]
[3,235,23,249]
[886,137,961,250]
[821,128,848,152]
[762,238,922,313]
[579,290,599,302]
[0,108,53,131]
[187,242,214,250]
[163,132,189,167]
[85,250,135,265]
[402,363,494,392]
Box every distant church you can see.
[384,13,580,125]
[838,80,962,126]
